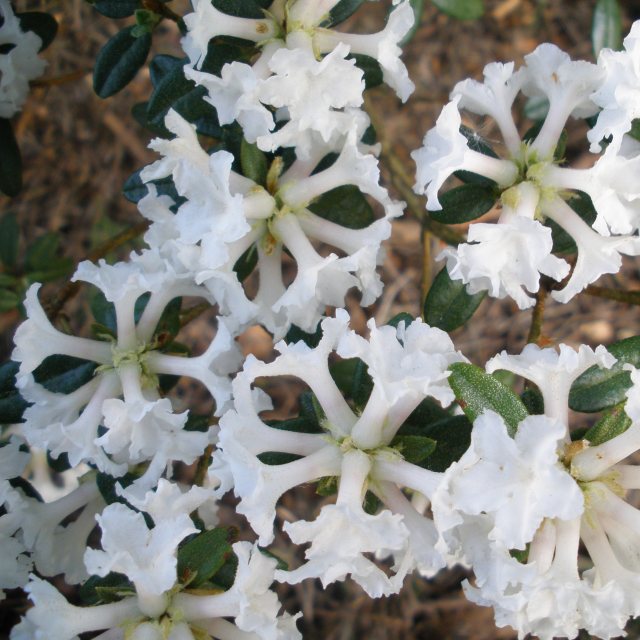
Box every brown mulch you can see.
[2,1,640,638]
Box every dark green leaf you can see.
[431,0,484,20]
[0,361,28,424]
[80,573,135,605]
[403,396,450,428]
[257,451,302,465]
[32,355,97,393]
[386,312,415,330]
[521,387,544,415]
[0,288,20,312]
[123,168,182,204]
[570,336,640,412]
[16,12,58,50]
[212,0,269,18]
[390,434,436,464]
[24,233,61,271]
[629,119,640,143]
[421,415,473,471]
[325,0,365,26]
[150,54,183,87]
[93,26,151,99]
[584,404,631,445]
[92,0,141,19]
[0,213,19,268]
[316,475,338,496]
[26,258,73,284]
[351,54,383,89]
[233,244,258,282]
[363,491,381,515]
[424,267,486,331]
[177,528,235,588]
[298,392,325,430]
[285,322,323,348]
[449,362,529,435]
[0,118,22,197]
[429,183,497,224]
[240,139,268,186]
[592,0,622,56]
[96,471,137,506]
[308,185,374,230]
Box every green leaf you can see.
[24,233,61,271]
[0,213,19,268]
[0,288,20,312]
[150,54,183,87]
[240,139,268,186]
[26,258,73,284]
[80,573,135,605]
[0,361,28,424]
[429,183,497,224]
[431,0,484,20]
[233,244,258,282]
[584,404,631,445]
[424,267,486,332]
[93,26,152,99]
[308,185,374,230]
[569,336,640,412]
[32,355,97,393]
[449,363,529,436]
[123,168,181,204]
[16,12,58,51]
[421,415,473,471]
[316,475,338,496]
[629,119,640,143]
[592,0,622,56]
[92,0,141,19]
[177,528,235,588]
[351,54,383,89]
[285,322,323,348]
[96,471,137,506]
[212,0,269,18]
[326,0,365,26]
[386,312,415,330]
[132,9,162,36]
[390,434,436,464]
[0,119,22,197]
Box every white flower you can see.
[589,21,640,153]
[0,0,47,118]
[85,502,196,615]
[217,310,465,591]
[313,0,416,102]
[433,410,583,551]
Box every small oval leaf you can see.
[424,267,486,332]
[431,0,484,21]
[93,26,151,99]
[429,183,497,224]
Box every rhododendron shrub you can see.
[1,0,640,638]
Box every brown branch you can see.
[526,284,548,345]
[193,444,214,486]
[179,302,211,329]
[32,69,87,88]
[584,285,640,306]
[44,220,150,319]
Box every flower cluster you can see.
[412,37,640,308]
[0,0,47,118]
[5,3,640,640]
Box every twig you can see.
[179,302,212,329]
[32,69,87,88]
[526,284,548,345]
[584,286,640,306]
[193,444,214,486]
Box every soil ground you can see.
[2,0,640,638]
